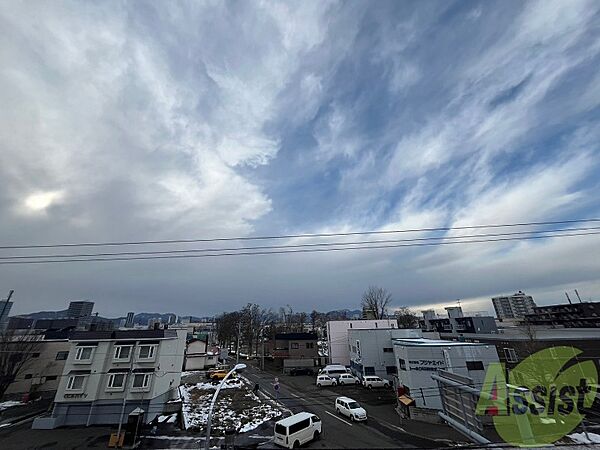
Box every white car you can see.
[316,374,337,387]
[335,396,367,422]
[337,373,360,385]
[274,412,322,448]
[362,376,390,389]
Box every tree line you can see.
[214,286,419,351]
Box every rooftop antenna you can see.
[575,289,583,303]
[457,299,462,308]
[565,292,572,305]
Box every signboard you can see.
[407,359,445,371]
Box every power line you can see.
[1,218,599,250]
[0,229,598,265]
[1,225,598,261]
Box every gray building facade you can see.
[348,328,422,381]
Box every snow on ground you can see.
[0,401,25,411]
[180,376,281,435]
[568,432,600,444]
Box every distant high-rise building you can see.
[0,300,13,331]
[125,312,135,328]
[66,301,94,319]
[492,291,536,319]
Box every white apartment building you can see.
[492,291,536,319]
[326,319,397,365]
[33,328,186,429]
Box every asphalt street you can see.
[242,364,441,449]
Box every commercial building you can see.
[0,299,14,331]
[392,338,499,418]
[33,328,186,429]
[420,306,497,334]
[444,327,600,369]
[124,312,135,328]
[327,319,398,365]
[492,291,536,319]
[348,328,422,381]
[524,301,600,328]
[66,301,94,319]
[4,330,71,398]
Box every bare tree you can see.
[395,306,419,328]
[0,329,43,398]
[361,286,392,319]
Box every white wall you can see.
[394,343,499,410]
[327,319,397,365]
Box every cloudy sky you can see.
[1,0,600,318]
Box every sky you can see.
[1,0,600,318]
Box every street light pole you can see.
[204,363,246,450]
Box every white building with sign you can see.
[33,328,186,429]
[392,338,499,412]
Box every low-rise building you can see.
[392,338,499,420]
[33,328,186,429]
[4,330,71,399]
[184,338,218,371]
[524,301,600,328]
[348,328,422,381]
[420,306,497,334]
[327,319,397,365]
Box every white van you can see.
[274,412,322,448]
[318,365,349,379]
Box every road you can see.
[242,364,439,449]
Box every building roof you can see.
[69,329,178,341]
[274,332,317,340]
[392,337,485,347]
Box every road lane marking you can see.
[289,392,302,399]
[325,410,353,427]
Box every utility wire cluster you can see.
[0,218,599,265]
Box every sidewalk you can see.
[0,397,52,427]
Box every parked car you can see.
[208,369,234,381]
[362,376,390,389]
[318,365,348,379]
[316,374,337,387]
[335,396,367,422]
[337,373,360,385]
[289,367,314,376]
[274,412,322,448]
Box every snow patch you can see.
[569,432,600,444]
[0,401,25,411]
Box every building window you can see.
[503,348,518,363]
[138,345,156,360]
[305,343,314,349]
[66,375,87,391]
[56,351,69,360]
[132,373,152,391]
[364,366,375,376]
[291,343,299,350]
[24,374,32,379]
[45,375,58,381]
[107,373,127,391]
[114,345,132,361]
[399,358,407,371]
[386,366,397,375]
[75,347,94,362]
[466,361,484,371]
[383,347,393,353]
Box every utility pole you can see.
[236,322,241,365]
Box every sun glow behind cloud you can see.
[24,191,63,212]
